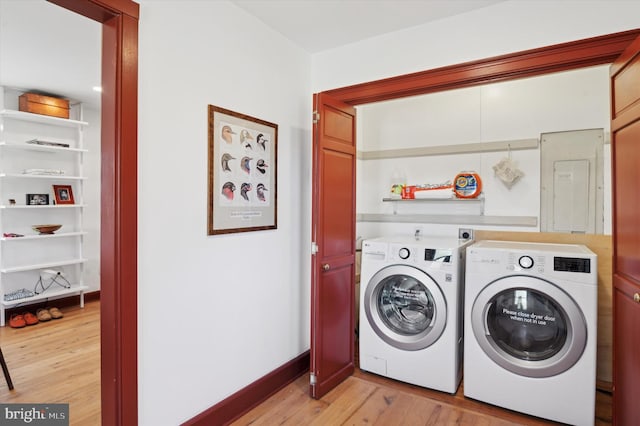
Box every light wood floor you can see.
[233,370,613,426]
[0,300,100,425]
[0,303,612,425]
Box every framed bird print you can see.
[208,105,278,235]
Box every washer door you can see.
[471,275,587,378]
[364,264,446,351]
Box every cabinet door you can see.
[310,92,356,399]
[611,34,640,424]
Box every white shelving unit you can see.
[357,195,538,227]
[382,196,486,215]
[0,87,89,326]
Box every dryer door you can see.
[364,264,446,351]
[470,275,587,378]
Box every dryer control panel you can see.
[466,240,597,284]
[388,244,453,263]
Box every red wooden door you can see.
[310,92,356,399]
[611,34,640,425]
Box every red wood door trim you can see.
[326,29,640,106]
[47,1,139,425]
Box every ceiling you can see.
[0,0,503,108]
[232,0,503,53]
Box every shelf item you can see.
[18,93,70,119]
[0,87,88,324]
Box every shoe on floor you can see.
[9,314,26,328]
[36,308,52,322]
[48,307,63,319]
[23,312,39,326]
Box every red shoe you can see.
[9,314,26,328]
[23,312,39,326]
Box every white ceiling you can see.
[232,0,503,53]
[0,0,503,108]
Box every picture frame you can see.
[26,193,49,206]
[208,105,278,235]
[52,184,75,205]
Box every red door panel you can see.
[322,150,355,258]
[611,34,640,426]
[613,122,640,282]
[310,93,356,399]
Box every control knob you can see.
[398,247,410,260]
[519,255,534,269]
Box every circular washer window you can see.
[364,265,446,351]
[471,275,587,378]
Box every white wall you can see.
[312,1,640,93]
[356,65,611,239]
[137,1,311,424]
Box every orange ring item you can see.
[454,172,482,198]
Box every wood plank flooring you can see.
[0,302,612,425]
[0,301,100,425]
[234,369,613,426]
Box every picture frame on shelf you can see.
[208,105,278,235]
[26,193,50,205]
[52,185,74,205]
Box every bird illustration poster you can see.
[208,105,277,235]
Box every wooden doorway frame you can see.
[325,29,640,106]
[48,1,138,425]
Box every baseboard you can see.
[182,350,310,426]
[4,290,100,320]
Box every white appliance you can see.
[464,240,597,425]
[359,236,471,393]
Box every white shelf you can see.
[0,109,88,127]
[382,197,483,202]
[1,231,87,241]
[383,195,485,215]
[0,141,87,153]
[1,204,86,209]
[357,138,538,160]
[0,172,86,180]
[1,258,88,274]
[2,285,88,308]
[357,213,538,227]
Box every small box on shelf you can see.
[18,92,69,119]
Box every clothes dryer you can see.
[359,236,471,393]
[464,240,597,425]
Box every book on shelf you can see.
[22,168,65,175]
[25,139,70,148]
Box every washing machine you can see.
[359,236,471,393]
[464,240,597,425]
